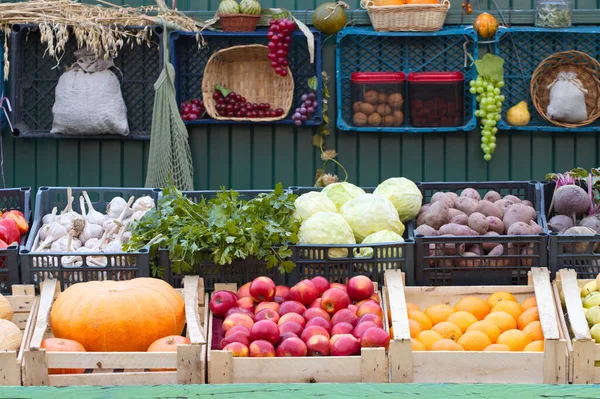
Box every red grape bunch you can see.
[267,17,296,77]
[180,98,204,121]
[213,90,285,119]
[291,91,318,126]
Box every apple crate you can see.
[22,276,207,386]
[553,268,600,384]
[207,282,389,384]
[384,267,568,384]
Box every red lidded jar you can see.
[351,72,406,128]
[408,72,464,128]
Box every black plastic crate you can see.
[21,187,160,291]
[8,25,162,140]
[0,187,31,294]
[544,180,600,279]
[414,181,548,286]
[288,186,414,286]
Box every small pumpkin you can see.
[50,278,185,352]
[0,319,22,351]
[41,338,86,375]
[404,0,439,4]
[374,0,405,5]
[0,294,14,321]
[473,12,499,39]
[313,2,348,35]
[147,335,192,371]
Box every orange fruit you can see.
[406,302,421,312]
[454,296,490,320]
[430,338,464,351]
[487,292,517,307]
[522,321,544,342]
[484,344,511,351]
[408,319,422,338]
[408,309,433,331]
[491,301,523,320]
[467,320,501,343]
[517,306,540,330]
[457,330,492,351]
[447,311,478,333]
[416,330,443,350]
[424,304,454,326]
[411,338,426,351]
[521,297,537,311]
[523,340,544,352]
[497,329,532,351]
[485,311,517,333]
[432,322,463,342]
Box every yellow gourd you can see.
[473,13,499,39]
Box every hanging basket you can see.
[219,14,260,32]
[202,44,294,122]
[530,50,600,128]
[360,0,450,32]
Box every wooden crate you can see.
[385,267,568,384]
[554,268,600,384]
[207,282,388,384]
[22,276,207,386]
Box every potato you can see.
[438,223,478,236]
[454,197,478,216]
[446,192,459,202]
[503,203,536,230]
[466,245,483,256]
[448,208,466,219]
[475,200,503,219]
[506,221,533,235]
[415,224,437,236]
[494,199,514,215]
[428,244,454,268]
[503,195,522,203]
[529,221,543,235]
[460,188,481,201]
[468,212,489,235]
[483,190,501,203]
[487,244,505,267]
[450,214,468,226]
[422,201,449,230]
[580,215,600,234]
[520,246,535,267]
[418,204,431,217]
[431,192,455,208]
[563,226,599,253]
[522,200,534,207]
[417,212,427,227]
[486,216,504,234]
[548,215,574,233]
[457,252,482,268]
[482,231,500,252]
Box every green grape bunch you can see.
[470,77,504,161]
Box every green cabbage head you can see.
[322,182,365,210]
[340,193,404,242]
[354,230,404,258]
[293,191,337,222]
[374,177,422,222]
[298,212,356,258]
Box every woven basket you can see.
[531,50,600,128]
[202,44,294,122]
[360,0,450,32]
[219,14,260,32]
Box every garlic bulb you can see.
[127,210,146,225]
[59,188,85,235]
[51,235,82,252]
[83,191,107,226]
[107,197,132,219]
[132,196,155,213]
[61,232,83,267]
[104,197,134,230]
[35,222,68,252]
[102,218,116,231]
[42,207,58,225]
[77,196,103,244]
[105,222,128,253]
[122,231,132,244]
[84,238,101,249]
[39,223,51,242]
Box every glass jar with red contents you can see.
[351,72,406,128]
[408,72,464,127]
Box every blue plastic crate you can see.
[169,29,323,126]
[336,26,478,133]
[495,26,600,132]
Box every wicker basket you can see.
[531,50,600,128]
[219,14,260,32]
[202,44,294,122]
[360,0,450,32]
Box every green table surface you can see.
[0,384,598,399]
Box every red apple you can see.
[225,307,255,321]
[255,308,280,323]
[370,293,381,304]
[352,321,379,339]
[300,325,330,342]
[275,337,307,357]
[290,279,319,306]
[255,302,279,314]
[279,321,304,337]
[237,282,252,299]
[331,308,359,327]
[357,301,383,319]
[306,334,331,356]
[278,332,299,345]
[330,283,347,292]
[237,297,255,312]
[355,299,377,308]
[223,342,249,357]
[250,276,276,302]
[357,314,383,328]
[347,275,375,302]
[220,332,250,349]
[303,307,330,322]
[210,290,238,318]
[360,327,390,349]
[331,322,354,336]
[249,340,276,357]
[278,312,306,327]
[330,334,360,356]
[279,301,307,316]
[274,296,285,304]
[321,288,350,315]
[275,285,291,301]
[222,313,254,333]
[225,325,251,339]
[305,317,332,334]
[250,320,280,345]
[310,298,322,309]
[348,304,359,315]
[311,276,330,296]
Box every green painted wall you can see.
[3,0,600,193]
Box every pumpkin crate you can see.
[385,268,568,384]
[22,276,207,386]
[207,282,388,384]
[21,187,160,291]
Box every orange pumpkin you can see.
[374,0,405,5]
[147,335,192,371]
[49,278,186,352]
[404,0,439,4]
[41,338,86,374]
[473,12,499,39]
